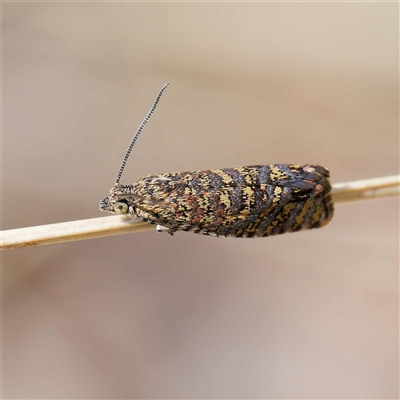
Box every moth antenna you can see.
[115,82,170,185]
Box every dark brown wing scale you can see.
[131,164,334,238]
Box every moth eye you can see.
[114,201,129,214]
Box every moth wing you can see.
[132,167,332,237]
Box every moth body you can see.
[99,164,334,238]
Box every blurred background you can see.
[2,2,399,398]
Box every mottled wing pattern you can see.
[133,164,334,237]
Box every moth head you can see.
[99,83,170,218]
[99,184,136,217]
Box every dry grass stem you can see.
[1,175,399,251]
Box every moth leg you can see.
[156,225,176,236]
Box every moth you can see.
[99,83,334,237]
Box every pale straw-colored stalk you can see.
[1,175,399,251]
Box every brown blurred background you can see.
[2,2,399,399]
